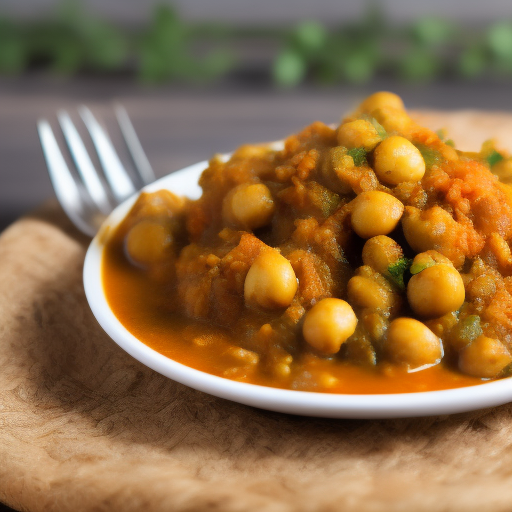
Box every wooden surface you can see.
[3,110,512,511]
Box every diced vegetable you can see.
[369,117,387,139]
[415,143,442,169]
[347,147,367,166]
[387,257,412,290]
[487,150,504,167]
[450,315,483,350]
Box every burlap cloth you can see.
[3,111,512,512]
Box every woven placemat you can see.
[2,112,512,512]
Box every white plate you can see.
[83,159,512,419]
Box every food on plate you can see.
[103,91,512,393]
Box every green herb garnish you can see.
[415,143,442,169]
[387,257,413,290]
[369,117,387,139]
[435,130,455,147]
[409,259,436,275]
[486,150,504,167]
[347,147,368,166]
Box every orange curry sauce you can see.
[102,238,483,394]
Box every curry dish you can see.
[103,92,512,394]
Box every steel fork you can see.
[37,105,155,237]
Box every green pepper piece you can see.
[387,257,413,290]
[369,117,387,140]
[487,150,504,167]
[409,259,437,275]
[415,143,442,169]
[454,315,483,347]
[347,147,368,167]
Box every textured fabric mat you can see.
[2,112,512,512]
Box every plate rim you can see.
[83,160,512,419]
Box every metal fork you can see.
[37,105,155,237]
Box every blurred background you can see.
[2,0,512,226]
[2,1,512,510]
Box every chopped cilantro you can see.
[409,259,436,275]
[369,117,387,139]
[435,129,455,147]
[486,150,504,167]
[415,143,442,169]
[347,147,367,166]
[387,257,413,290]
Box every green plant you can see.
[2,1,512,87]
[138,5,233,83]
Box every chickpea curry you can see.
[103,92,512,394]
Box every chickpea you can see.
[347,275,393,311]
[362,235,403,275]
[302,298,358,354]
[485,232,512,272]
[459,336,512,378]
[244,250,298,309]
[225,346,259,365]
[410,250,453,274]
[337,119,381,151]
[407,264,465,318]
[373,136,426,185]
[132,190,185,218]
[371,107,411,134]
[351,191,404,238]
[362,311,388,343]
[425,311,458,339]
[223,183,275,230]
[385,317,443,369]
[402,206,465,267]
[357,91,405,114]
[321,146,355,195]
[125,220,172,266]
[232,144,271,160]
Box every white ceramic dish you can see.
[83,158,512,419]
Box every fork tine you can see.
[114,104,155,186]
[37,120,97,237]
[58,110,111,215]
[78,105,136,203]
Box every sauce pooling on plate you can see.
[102,91,512,394]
